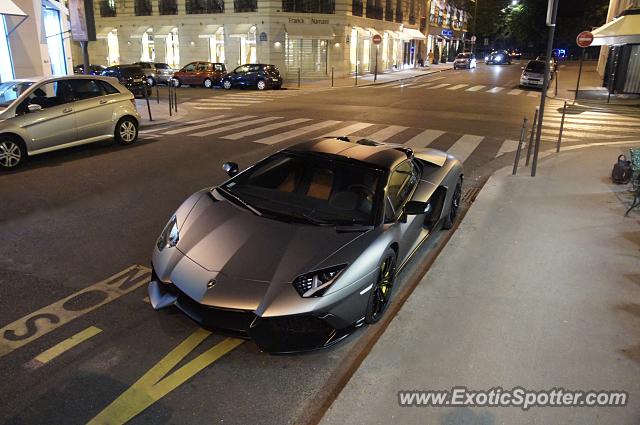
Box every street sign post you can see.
[372,34,382,82]
[574,31,594,102]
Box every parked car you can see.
[453,53,477,70]
[536,54,558,73]
[485,50,511,65]
[509,50,522,60]
[519,60,552,89]
[221,64,283,90]
[101,65,150,97]
[148,137,463,353]
[171,62,226,88]
[0,75,141,170]
[134,61,174,86]
[73,64,107,75]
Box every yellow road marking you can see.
[30,326,102,366]
[0,265,150,358]
[88,328,244,424]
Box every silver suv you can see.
[0,75,141,170]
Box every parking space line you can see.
[27,326,102,368]
[0,265,150,359]
[88,329,244,424]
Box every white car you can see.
[0,75,141,170]
[519,60,551,89]
[453,53,477,70]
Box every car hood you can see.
[176,192,369,284]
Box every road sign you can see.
[576,31,594,48]
[372,34,382,45]
[471,35,476,43]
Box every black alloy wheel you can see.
[443,178,462,230]
[365,249,397,324]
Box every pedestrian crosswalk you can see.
[372,78,541,98]
[182,89,317,110]
[141,114,524,164]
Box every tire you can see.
[365,248,397,324]
[0,135,26,170]
[172,78,181,88]
[442,178,462,230]
[222,80,232,90]
[256,79,266,91]
[203,78,213,88]
[115,117,138,145]
[146,77,155,86]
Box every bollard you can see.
[355,64,358,86]
[554,69,558,97]
[526,107,539,166]
[144,84,152,121]
[556,100,567,153]
[168,79,173,117]
[331,67,334,87]
[173,83,178,113]
[298,68,301,89]
[512,117,529,175]
[156,83,160,104]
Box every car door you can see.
[245,65,260,86]
[19,80,77,153]
[182,62,197,84]
[68,78,115,141]
[385,160,423,264]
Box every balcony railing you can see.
[385,0,393,21]
[99,0,116,17]
[282,0,335,13]
[366,4,383,20]
[159,0,177,15]
[186,0,224,13]
[134,0,152,15]
[352,0,363,16]
[234,0,256,12]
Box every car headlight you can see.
[485,56,489,61]
[157,216,179,251]
[293,265,347,298]
[496,55,503,61]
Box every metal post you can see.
[168,79,173,117]
[526,107,539,166]
[556,100,567,152]
[554,69,558,97]
[80,41,90,75]
[472,0,479,55]
[355,63,358,86]
[331,67,334,87]
[173,83,178,112]
[298,68,301,89]
[532,0,560,177]
[144,84,152,121]
[156,83,160,104]
[574,47,585,103]
[513,117,529,175]
[374,46,379,82]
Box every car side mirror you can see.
[405,201,431,216]
[222,161,239,177]
[27,104,42,113]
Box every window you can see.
[69,79,103,100]
[384,0,393,21]
[366,0,383,19]
[159,0,178,14]
[186,0,224,14]
[0,81,32,107]
[385,161,419,221]
[352,0,363,16]
[0,17,14,82]
[97,80,119,94]
[26,81,74,110]
[234,0,256,12]
[395,0,403,22]
[135,0,152,15]
[99,0,116,17]
[197,62,210,71]
[183,63,196,72]
[165,32,180,68]
[107,30,120,66]
[282,0,335,13]
[214,63,225,72]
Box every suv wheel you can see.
[0,136,25,170]
[222,80,232,90]
[256,80,266,91]
[115,117,138,145]
[146,77,155,86]
[203,78,213,88]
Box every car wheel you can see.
[442,178,462,230]
[256,80,266,91]
[146,77,155,86]
[222,80,232,90]
[115,117,138,145]
[203,78,213,88]
[172,78,181,88]
[0,136,25,170]
[365,248,397,324]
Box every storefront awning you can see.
[285,24,335,40]
[130,26,152,38]
[402,28,427,40]
[591,9,640,46]
[229,24,255,38]
[96,27,116,39]
[354,26,370,38]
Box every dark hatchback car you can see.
[101,65,151,97]
[73,64,107,75]
[485,50,511,65]
[221,64,283,90]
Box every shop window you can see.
[141,32,155,62]
[107,30,120,65]
[285,34,328,74]
[234,0,256,12]
[159,0,178,15]
[0,16,14,82]
[186,0,224,14]
[99,0,116,17]
[362,37,371,72]
[43,7,67,76]
[240,26,257,64]
[165,31,180,68]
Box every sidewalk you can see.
[283,63,453,90]
[135,95,188,128]
[320,144,640,424]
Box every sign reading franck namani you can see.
[288,17,330,24]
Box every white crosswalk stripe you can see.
[488,87,505,93]
[404,129,445,148]
[496,139,521,157]
[507,89,524,95]
[193,106,234,110]
[427,83,451,90]
[365,125,409,141]
[527,91,539,97]
[162,115,250,135]
[191,116,282,137]
[446,135,485,162]
[319,122,375,138]
[447,84,469,91]
[253,120,341,145]
[466,85,486,92]
[222,118,312,140]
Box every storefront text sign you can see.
[288,17,330,24]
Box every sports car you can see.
[149,137,463,353]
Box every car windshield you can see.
[155,63,170,69]
[456,54,471,59]
[119,67,143,77]
[0,81,33,107]
[526,62,546,73]
[219,152,382,226]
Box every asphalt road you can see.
[0,62,558,425]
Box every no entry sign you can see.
[576,31,594,48]
[372,34,382,45]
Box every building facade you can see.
[1,0,74,81]
[81,0,468,78]
[425,0,469,64]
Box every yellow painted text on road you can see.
[88,328,244,424]
[31,326,102,366]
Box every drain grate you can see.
[461,186,481,204]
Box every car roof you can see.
[2,74,122,84]
[285,138,414,170]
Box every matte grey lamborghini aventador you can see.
[149,137,463,353]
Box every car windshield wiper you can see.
[216,187,263,217]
